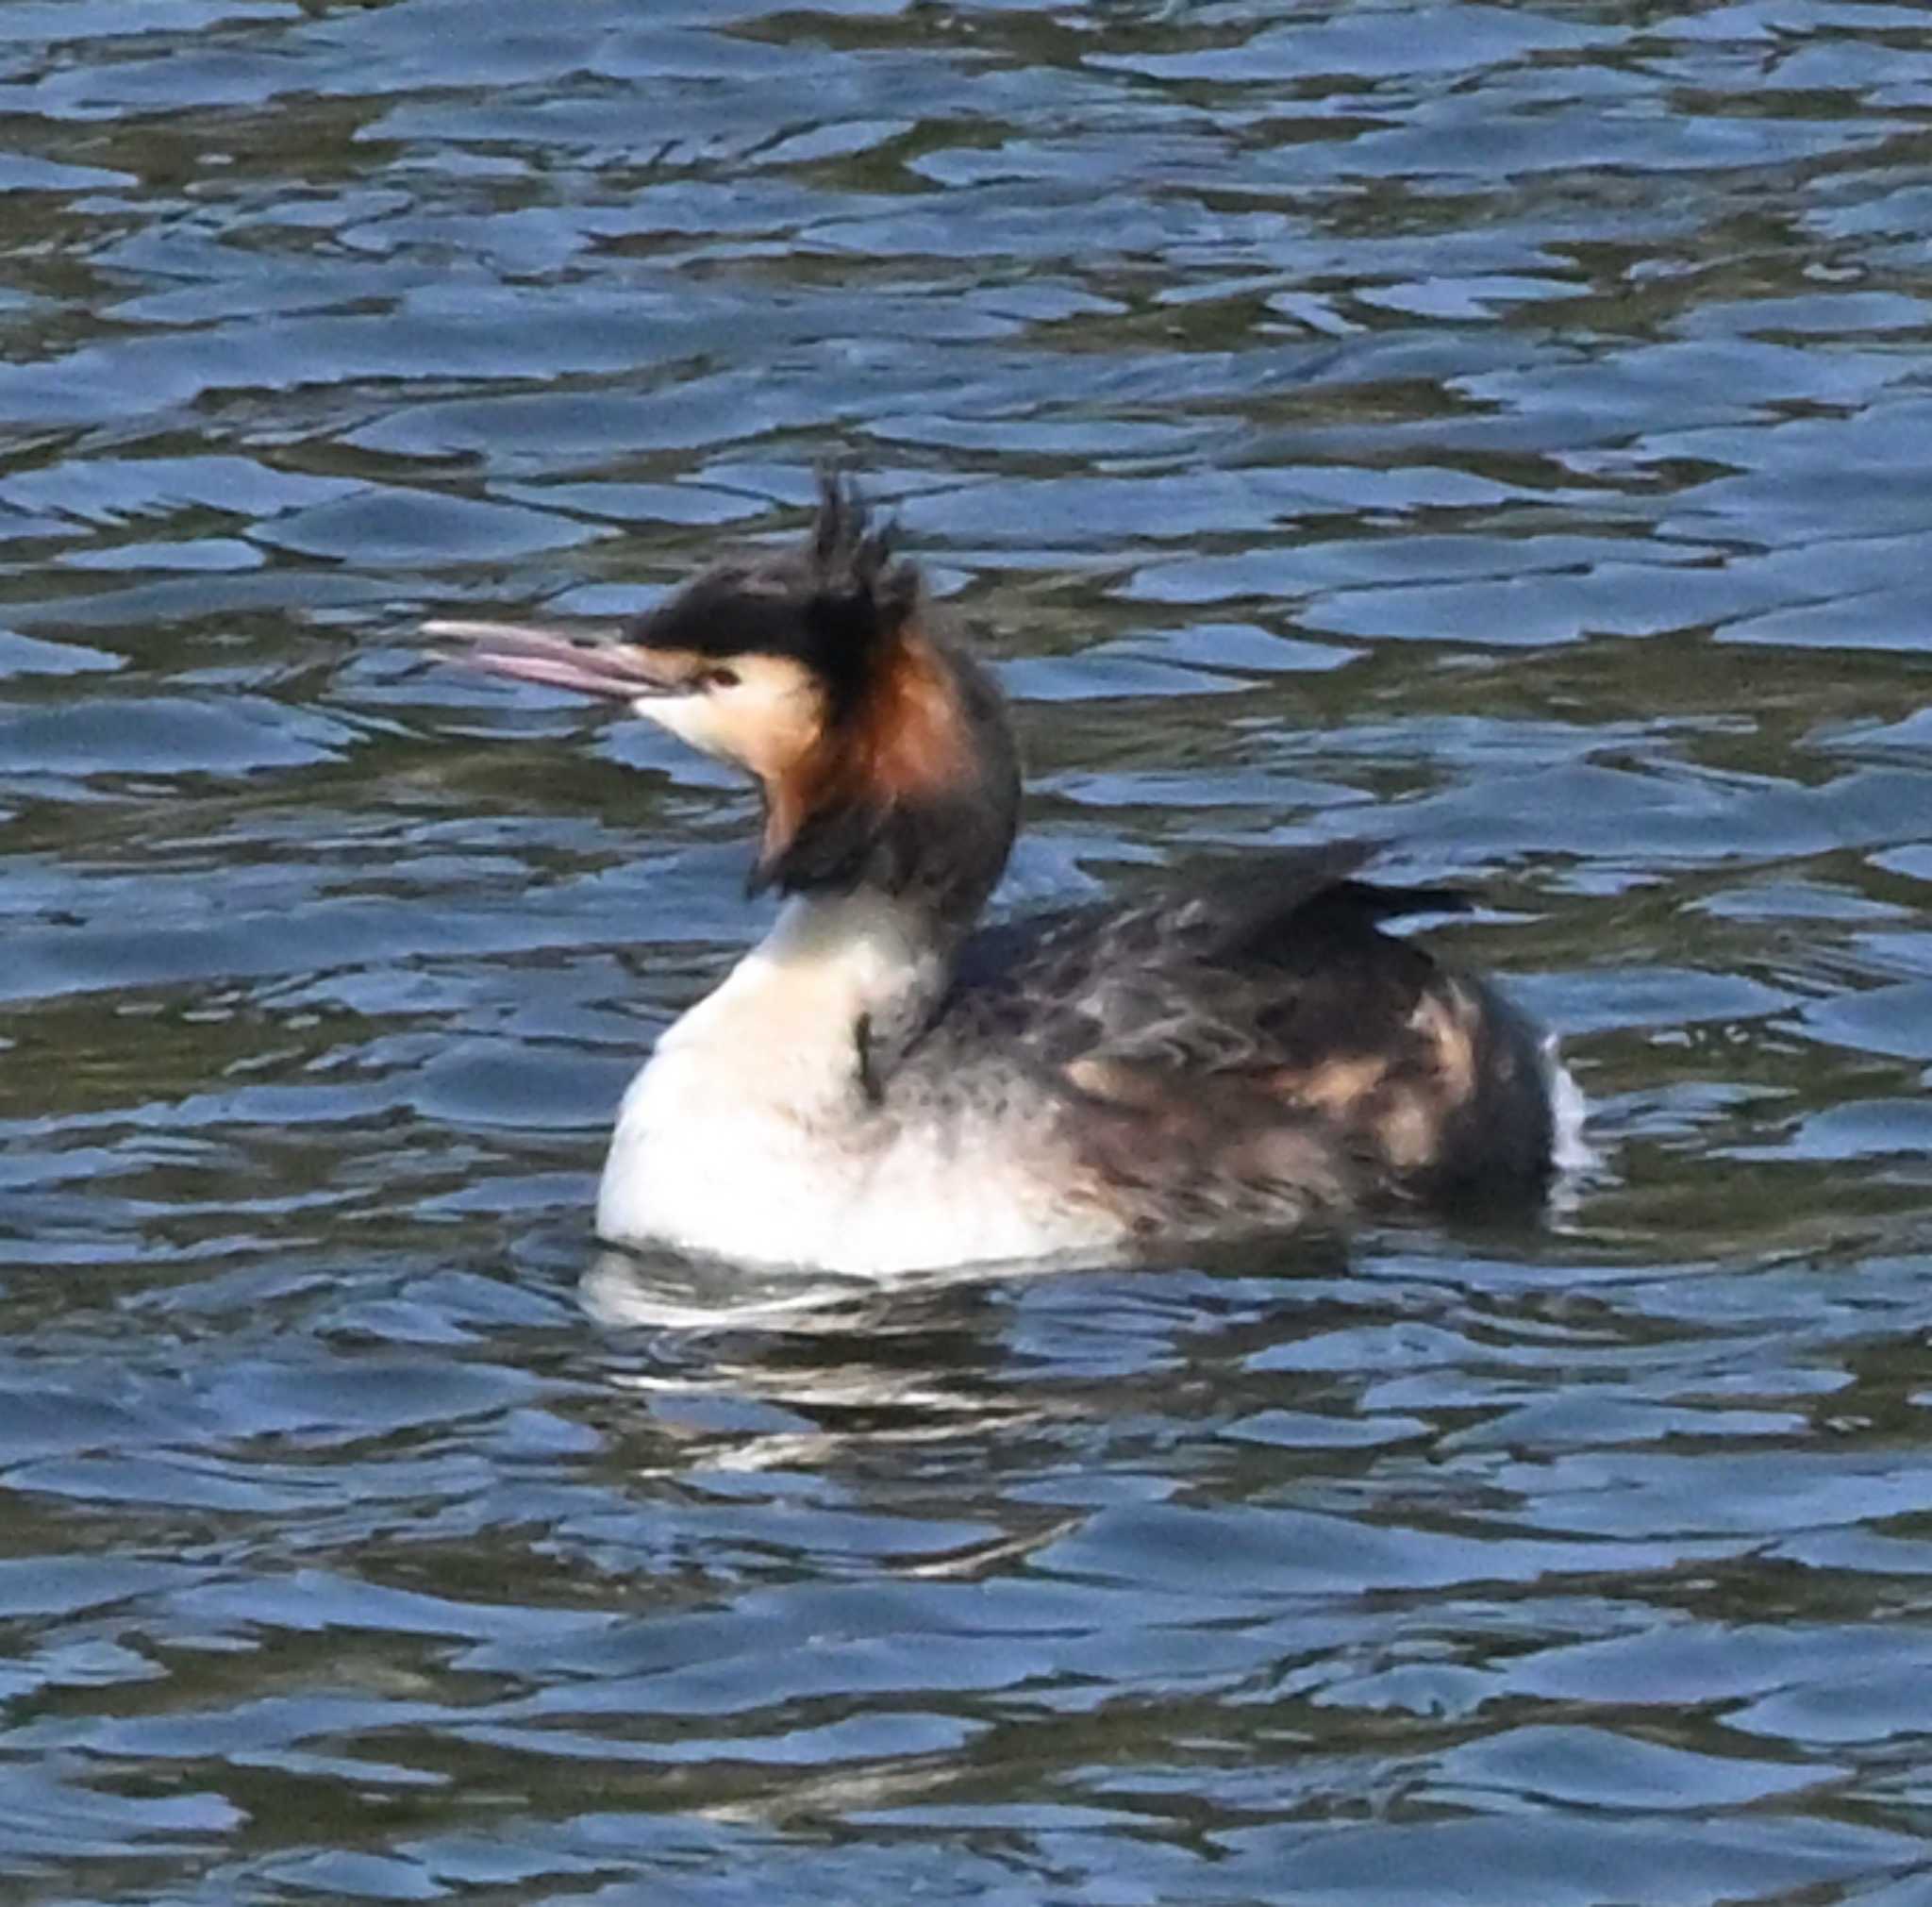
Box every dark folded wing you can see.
[939,843,1470,1078]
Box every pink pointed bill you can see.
[425,619,681,700]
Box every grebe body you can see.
[432,480,1575,1276]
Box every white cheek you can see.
[633,679,820,773]
[634,693,733,760]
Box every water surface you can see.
[4,1,1932,1900]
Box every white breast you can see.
[592,897,1122,1277]
[594,1046,1119,1277]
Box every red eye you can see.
[705,666,741,690]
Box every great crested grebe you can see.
[430,477,1578,1276]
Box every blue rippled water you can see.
[4,1,1932,1900]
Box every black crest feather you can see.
[805,471,920,655]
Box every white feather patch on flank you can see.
[1541,1034,1594,1176]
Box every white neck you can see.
[658,893,944,1115]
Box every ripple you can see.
[1436,1722,1841,1810]
[0,626,121,677]
[0,694,349,777]
[256,488,603,564]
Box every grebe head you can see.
[429,476,1019,939]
